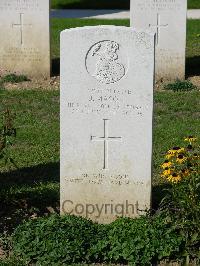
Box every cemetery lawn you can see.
[52,18,200,63]
[51,0,200,9]
[0,90,60,232]
[0,16,199,242]
[0,88,200,232]
[52,18,200,80]
[188,0,200,9]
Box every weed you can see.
[1,74,29,84]
[164,80,197,92]
[0,109,17,167]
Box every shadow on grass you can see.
[51,56,200,78]
[0,162,59,186]
[52,58,60,76]
[51,9,128,18]
[0,162,59,233]
[152,183,171,211]
[0,161,171,232]
[53,0,130,9]
[186,56,200,77]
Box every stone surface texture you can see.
[60,26,154,223]
[131,0,187,81]
[0,0,50,78]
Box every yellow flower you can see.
[193,153,200,159]
[176,154,187,164]
[181,168,190,177]
[161,160,173,169]
[177,148,185,154]
[166,147,184,159]
[166,153,174,160]
[167,173,182,183]
[184,136,197,143]
[161,167,172,177]
[166,150,176,159]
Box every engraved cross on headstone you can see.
[149,13,168,45]
[91,119,122,170]
[12,13,32,45]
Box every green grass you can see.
[51,18,200,59]
[51,18,200,76]
[0,90,59,232]
[186,19,200,58]
[1,74,29,84]
[186,19,200,76]
[51,18,130,62]
[51,0,200,9]
[188,0,200,9]
[0,17,200,235]
[0,89,199,232]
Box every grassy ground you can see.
[186,19,200,76]
[188,0,200,9]
[0,18,200,263]
[0,90,199,233]
[51,0,200,9]
[0,90,59,233]
[51,18,200,77]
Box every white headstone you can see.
[60,26,155,223]
[0,0,50,78]
[130,0,187,81]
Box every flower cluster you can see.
[161,136,199,183]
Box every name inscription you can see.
[137,0,181,11]
[67,87,144,116]
[0,0,40,11]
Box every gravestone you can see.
[130,0,187,81]
[60,26,155,223]
[0,0,50,78]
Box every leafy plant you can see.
[8,136,200,265]
[12,215,99,265]
[164,80,197,92]
[0,80,5,90]
[1,74,29,84]
[90,215,184,265]
[160,136,200,260]
[0,257,26,266]
[11,214,186,266]
[0,108,17,166]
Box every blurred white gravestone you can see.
[60,26,155,223]
[130,0,187,81]
[0,0,50,78]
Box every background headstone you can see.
[60,26,154,223]
[0,0,50,78]
[130,0,187,81]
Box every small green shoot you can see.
[1,74,29,84]
[164,80,197,92]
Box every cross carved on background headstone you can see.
[149,13,168,45]
[12,13,32,45]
